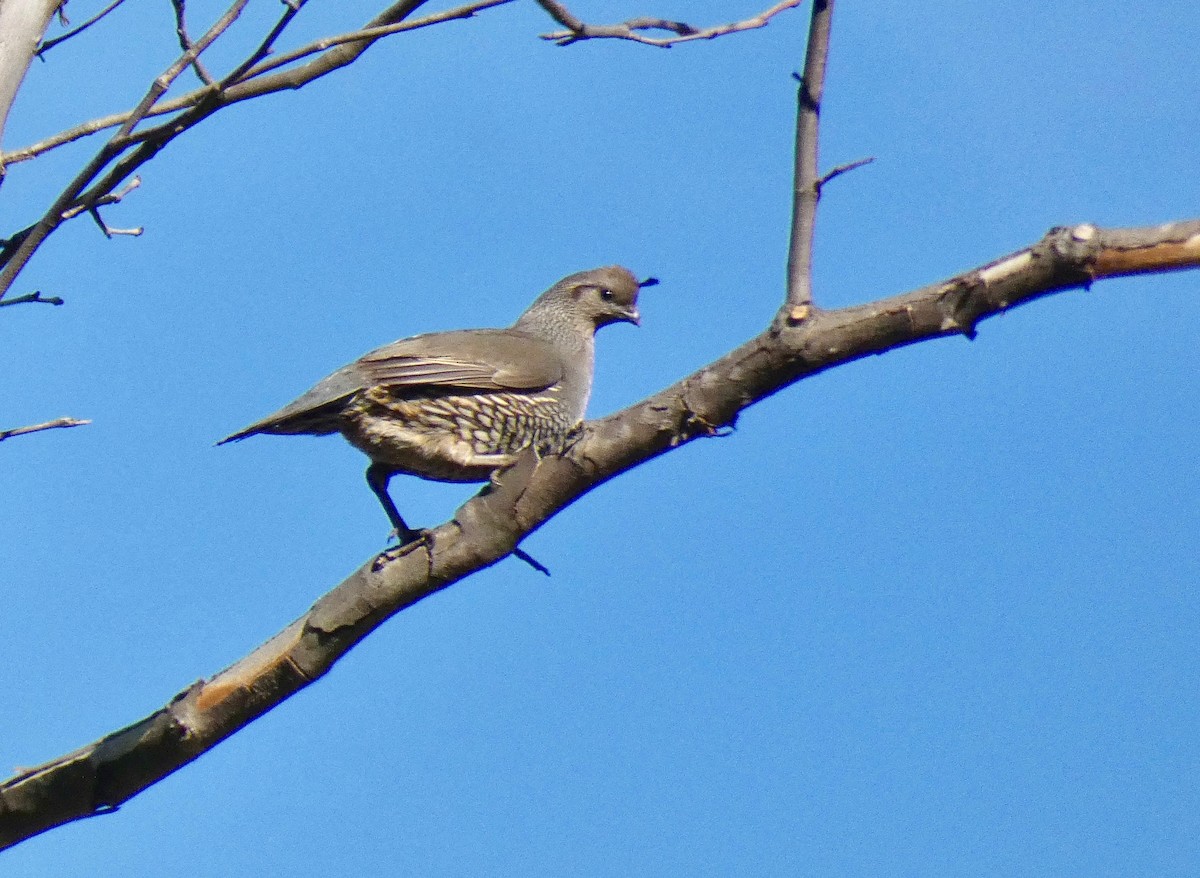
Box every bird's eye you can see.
[599,289,615,302]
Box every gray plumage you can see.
[220,266,643,542]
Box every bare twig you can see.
[171,0,215,85]
[783,0,832,318]
[0,177,141,269]
[537,0,803,47]
[114,0,248,142]
[226,0,512,84]
[1,1,504,298]
[87,207,142,238]
[0,290,63,307]
[221,0,308,86]
[1,0,511,166]
[60,175,141,220]
[817,155,874,189]
[0,3,247,298]
[0,417,89,442]
[36,0,131,57]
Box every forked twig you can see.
[536,0,803,47]
[171,0,216,85]
[60,175,141,221]
[221,0,308,86]
[0,290,63,308]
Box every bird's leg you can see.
[365,463,422,545]
[368,464,549,576]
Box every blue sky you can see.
[2,1,1198,874]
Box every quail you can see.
[220,266,645,551]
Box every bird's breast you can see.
[339,386,577,482]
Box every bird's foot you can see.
[372,528,430,571]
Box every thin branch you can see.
[3,217,1198,850]
[817,155,873,189]
[0,290,63,307]
[87,207,142,238]
[220,0,308,86]
[36,0,131,57]
[0,417,89,442]
[114,0,247,142]
[171,0,215,85]
[537,0,804,47]
[0,2,247,298]
[784,0,832,317]
[0,0,510,166]
[228,0,511,84]
[60,175,141,220]
[1,0,510,300]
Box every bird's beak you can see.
[622,307,641,326]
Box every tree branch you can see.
[1,0,790,175]
[226,0,511,84]
[536,0,804,47]
[0,417,89,442]
[0,0,511,167]
[0,0,247,298]
[170,0,215,85]
[0,289,62,306]
[0,1,525,300]
[36,0,131,57]
[3,216,1199,849]
[783,0,832,317]
[0,0,60,166]
[220,0,308,87]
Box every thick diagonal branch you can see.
[2,218,1197,850]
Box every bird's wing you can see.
[218,330,562,443]
[357,329,563,391]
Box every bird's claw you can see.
[372,529,430,570]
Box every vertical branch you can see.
[784,0,833,314]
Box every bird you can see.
[219,266,646,557]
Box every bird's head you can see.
[516,265,656,339]
[559,265,651,328]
